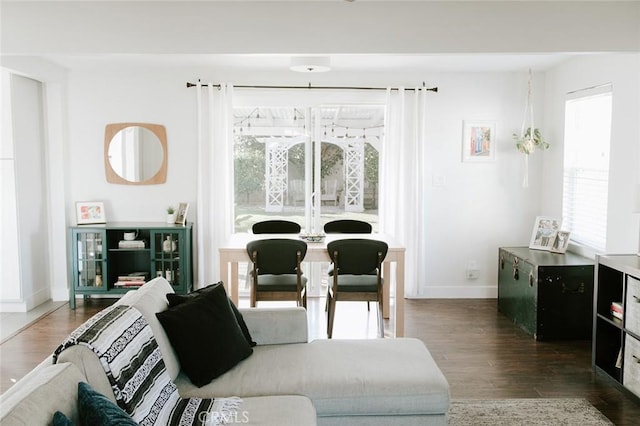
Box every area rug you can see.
[448,398,613,425]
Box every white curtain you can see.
[380,87,429,298]
[195,82,234,288]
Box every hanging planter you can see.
[514,127,549,155]
[514,69,550,187]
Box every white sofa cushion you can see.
[174,338,450,417]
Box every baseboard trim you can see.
[410,285,497,299]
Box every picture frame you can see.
[550,231,571,253]
[174,202,189,225]
[529,216,562,251]
[76,201,106,225]
[462,120,496,162]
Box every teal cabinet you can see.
[69,222,192,308]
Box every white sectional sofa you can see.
[0,278,450,425]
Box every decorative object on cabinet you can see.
[498,247,594,340]
[69,222,192,308]
[174,202,189,225]
[513,69,549,187]
[461,120,496,163]
[528,216,562,251]
[104,123,167,185]
[550,231,571,253]
[75,201,106,225]
[166,206,175,223]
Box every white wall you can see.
[542,53,640,256]
[0,73,50,311]
[5,53,638,301]
[62,64,547,298]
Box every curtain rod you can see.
[186,81,438,92]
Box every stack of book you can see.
[114,273,148,288]
[118,240,145,249]
[610,302,623,321]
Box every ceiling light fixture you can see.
[290,56,331,73]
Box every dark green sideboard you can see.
[498,247,594,340]
[69,222,193,308]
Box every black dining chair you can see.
[323,219,372,234]
[325,239,388,338]
[246,239,308,308]
[252,220,301,234]
[324,219,374,310]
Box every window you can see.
[232,105,383,233]
[562,85,612,252]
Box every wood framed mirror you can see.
[105,123,167,185]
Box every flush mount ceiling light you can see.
[290,56,331,73]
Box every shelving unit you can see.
[593,254,640,400]
[69,222,192,308]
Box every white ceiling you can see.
[43,52,584,73]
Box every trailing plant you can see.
[513,127,549,155]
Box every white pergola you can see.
[234,106,383,213]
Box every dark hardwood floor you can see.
[1,297,639,424]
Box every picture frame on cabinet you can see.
[529,216,562,251]
[175,202,189,225]
[462,120,496,162]
[76,201,106,225]
[550,231,571,253]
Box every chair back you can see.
[327,239,388,275]
[252,220,301,234]
[247,239,307,275]
[323,219,372,234]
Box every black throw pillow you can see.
[166,282,256,347]
[156,283,253,387]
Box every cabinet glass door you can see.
[75,230,106,290]
[152,231,182,287]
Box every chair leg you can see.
[367,301,370,311]
[327,294,336,339]
[377,295,384,338]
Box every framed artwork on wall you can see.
[529,216,562,251]
[76,201,106,225]
[462,120,496,162]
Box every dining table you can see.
[218,232,407,337]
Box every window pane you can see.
[562,88,612,252]
[232,105,382,233]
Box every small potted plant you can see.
[166,206,175,223]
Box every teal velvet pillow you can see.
[52,411,74,426]
[77,382,138,426]
[166,282,256,347]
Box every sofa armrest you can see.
[239,307,308,345]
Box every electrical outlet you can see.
[466,269,479,280]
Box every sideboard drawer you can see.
[623,334,640,398]
[626,276,640,336]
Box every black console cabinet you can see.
[498,247,594,340]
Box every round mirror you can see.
[104,123,167,185]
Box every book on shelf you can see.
[114,272,148,287]
[118,240,146,249]
[610,301,623,320]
